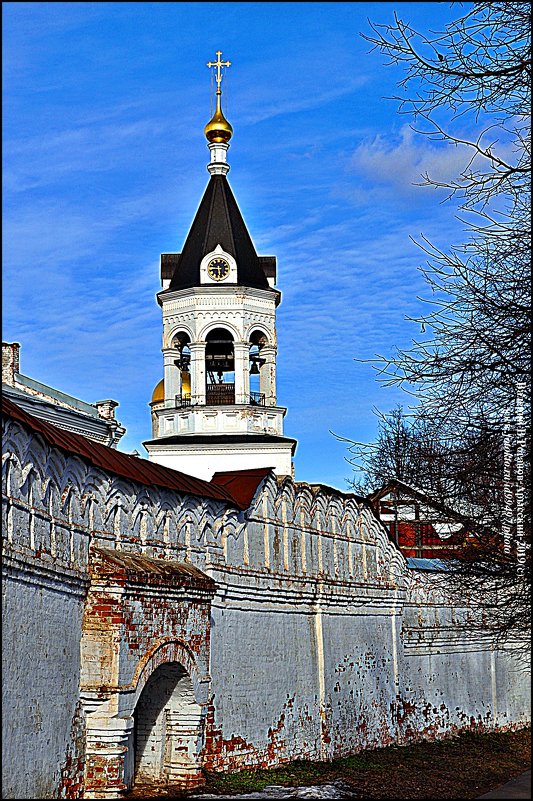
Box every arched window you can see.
[249,330,267,406]
[205,328,235,405]
[173,333,191,404]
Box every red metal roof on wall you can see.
[211,467,272,509]
[2,395,246,509]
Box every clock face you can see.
[207,257,231,281]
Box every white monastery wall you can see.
[2,415,530,798]
[2,422,90,799]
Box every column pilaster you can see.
[163,347,181,404]
[83,712,134,799]
[260,345,277,406]
[189,342,206,405]
[234,342,250,404]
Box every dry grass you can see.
[185,729,531,799]
[128,726,531,799]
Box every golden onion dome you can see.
[151,379,164,404]
[204,105,233,144]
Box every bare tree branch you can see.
[348,3,531,660]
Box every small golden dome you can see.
[204,106,233,144]
[151,379,164,404]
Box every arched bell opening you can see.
[132,661,204,790]
[205,328,235,405]
[249,330,267,406]
[172,333,191,405]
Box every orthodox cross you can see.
[207,50,231,91]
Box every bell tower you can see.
[144,52,296,481]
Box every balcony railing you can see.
[206,383,235,405]
[170,387,267,408]
[249,392,266,406]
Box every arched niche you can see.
[131,661,205,791]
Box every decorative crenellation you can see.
[4,416,404,590]
[2,418,228,570]
[2,413,521,653]
[0,415,472,619]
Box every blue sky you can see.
[3,2,471,490]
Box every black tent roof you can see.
[162,174,276,293]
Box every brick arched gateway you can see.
[80,548,215,799]
[132,661,204,789]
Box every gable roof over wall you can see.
[211,467,271,509]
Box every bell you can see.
[250,360,260,375]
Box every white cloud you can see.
[241,76,369,125]
[350,124,480,196]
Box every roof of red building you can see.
[211,467,272,509]
[3,395,249,509]
[368,478,471,526]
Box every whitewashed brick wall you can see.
[2,415,530,798]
